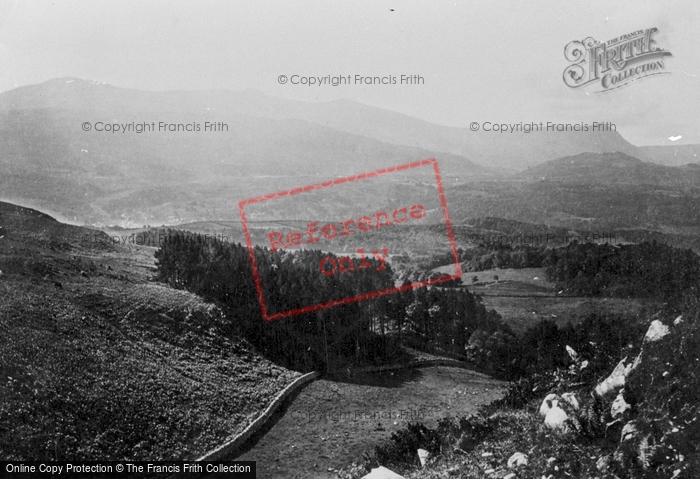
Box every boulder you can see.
[644,320,670,343]
[544,402,569,432]
[361,466,405,479]
[596,455,610,472]
[417,448,430,467]
[674,315,683,325]
[565,345,579,362]
[539,393,560,417]
[507,452,528,468]
[595,358,628,396]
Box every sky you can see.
[0,0,697,145]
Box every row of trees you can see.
[425,244,547,271]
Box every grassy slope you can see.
[0,201,300,460]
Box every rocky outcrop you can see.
[537,316,690,476]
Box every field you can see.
[435,267,653,334]
[479,295,650,335]
[237,366,506,479]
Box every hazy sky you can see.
[0,0,697,144]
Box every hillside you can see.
[0,79,645,173]
[520,151,700,187]
[440,150,700,248]
[338,302,700,479]
[638,144,700,167]
[0,201,300,460]
[0,78,497,227]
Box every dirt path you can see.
[236,366,505,479]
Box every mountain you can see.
[0,78,691,227]
[0,78,498,226]
[519,151,700,187]
[243,97,644,171]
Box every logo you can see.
[563,28,672,93]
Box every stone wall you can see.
[195,371,321,463]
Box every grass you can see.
[0,201,300,461]
[432,267,654,335]
[237,366,506,479]
[480,296,650,335]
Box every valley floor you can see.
[236,366,505,479]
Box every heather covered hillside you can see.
[0,201,300,460]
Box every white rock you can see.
[539,393,560,417]
[503,473,516,479]
[417,448,429,467]
[361,466,405,479]
[611,390,631,418]
[507,452,528,468]
[674,315,683,325]
[595,358,628,396]
[621,421,638,442]
[544,402,569,432]
[644,320,670,343]
[560,392,580,410]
